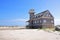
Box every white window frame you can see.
[40,20,41,23]
[34,20,36,24]
[43,20,46,23]
[51,20,53,23]
[37,20,39,23]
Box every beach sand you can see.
[0,29,60,40]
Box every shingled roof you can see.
[34,10,54,18]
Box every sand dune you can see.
[0,29,60,40]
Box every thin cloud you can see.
[0,19,28,22]
[11,19,27,22]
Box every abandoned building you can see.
[27,9,54,29]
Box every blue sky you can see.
[0,0,60,26]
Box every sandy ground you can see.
[0,29,60,40]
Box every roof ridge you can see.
[36,10,49,15]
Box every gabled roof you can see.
[35,10,54,18]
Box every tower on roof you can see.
[29,9,35,19]
[29,9,35,13]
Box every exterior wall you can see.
[41,18,54,28]
[28,17,54,28]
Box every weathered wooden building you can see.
[27,9,54,29]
